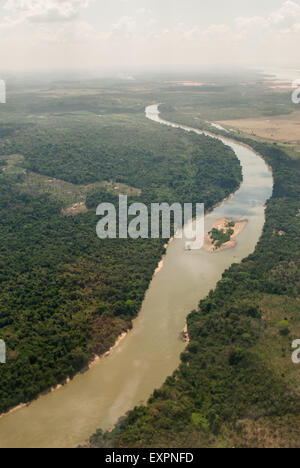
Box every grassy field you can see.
[218,111,300,158]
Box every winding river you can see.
[0,105,273,448]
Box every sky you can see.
[0,0,299,71]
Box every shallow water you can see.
[0,105,273,448]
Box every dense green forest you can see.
[90,131,300,449]
[0,89,242,414]
[2,118,240,202]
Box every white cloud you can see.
[111,16,136,39]
[0,0,299,70]
[235,0,300,33]
[269,0,300,28]
[3,0,91,23]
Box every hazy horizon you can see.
[0,0,299,72]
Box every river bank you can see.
[0,328,130,421]
[0,237,175,421]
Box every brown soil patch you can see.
[62,202,88,216]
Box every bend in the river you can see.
[0,105,273,448]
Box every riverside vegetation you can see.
[0,84,242,414]
[89,78,300,448]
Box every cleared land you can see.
[0,154,141,213]
[218,111,300,157]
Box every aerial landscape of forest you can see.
[0,0,299,453]
[0,82,243,414]
[0,71,299,449]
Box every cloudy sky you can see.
[0,0,299,71]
